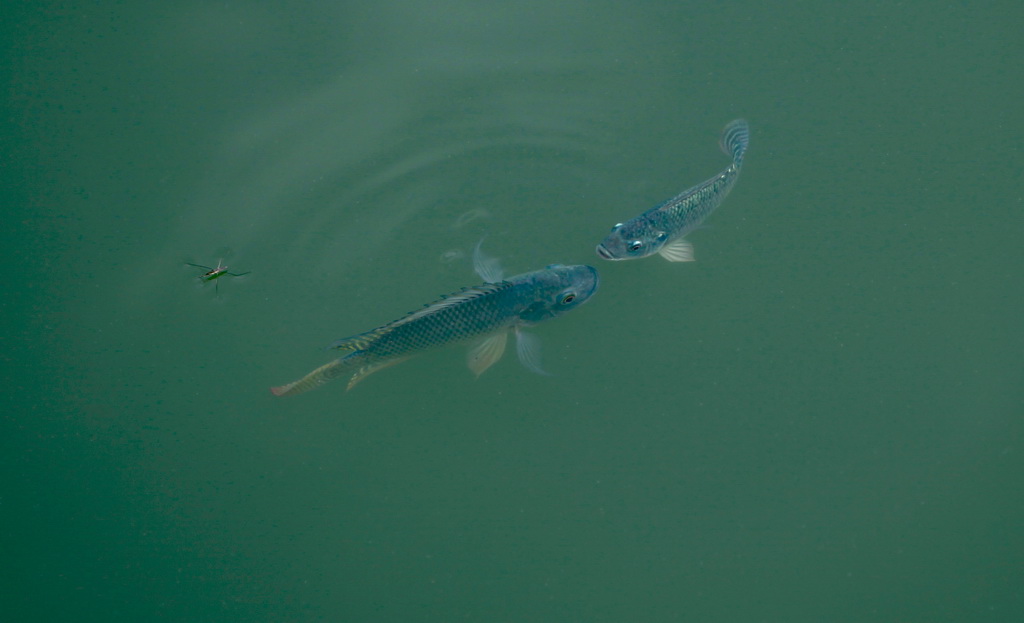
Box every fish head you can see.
[596,221,668,260]
[518,264,600,324]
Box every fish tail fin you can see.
[271,356,354,397]
[346,357,410,390]
[720,118,750,165]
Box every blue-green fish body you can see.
[271,253,598,396]
[596,119,749,262]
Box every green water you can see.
[3,1,1021,621]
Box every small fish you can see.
[596,118,749,262]
[270,245,599,396]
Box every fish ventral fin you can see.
[515,328,549,376]
[658,238,695,262]
[467,332,508,377]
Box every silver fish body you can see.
[596,119,749,262]
[271,261,598,396]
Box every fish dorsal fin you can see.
[658,238,695,262]
[390,282,512,328]
[472,239,505,282]
[467,331,508,377]
[347,357,410,390]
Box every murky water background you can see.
[4,1,1021,620]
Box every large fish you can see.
[270,246,599,396]
[596,118,749,262]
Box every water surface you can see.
[3,1,1021,621]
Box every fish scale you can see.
[352,282,520,357]
[271,264,598,396]
[596,118,750,262]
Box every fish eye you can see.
[560,293,576,304]
[628,240,643,252]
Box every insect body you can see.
[186,260,250,293]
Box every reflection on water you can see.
[145,4,634,315]
[182,72,606,272]
[15,1,1018,620]
[451,208,491,230]
[439,248,465,264]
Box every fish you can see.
[270,244,599,396]
[596,118,749,262]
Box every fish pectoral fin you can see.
[515,328,550,376]
[467,331,508,377]
[347,357,409,390]
[658,238,695,262]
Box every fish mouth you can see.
[595,244,617,260]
